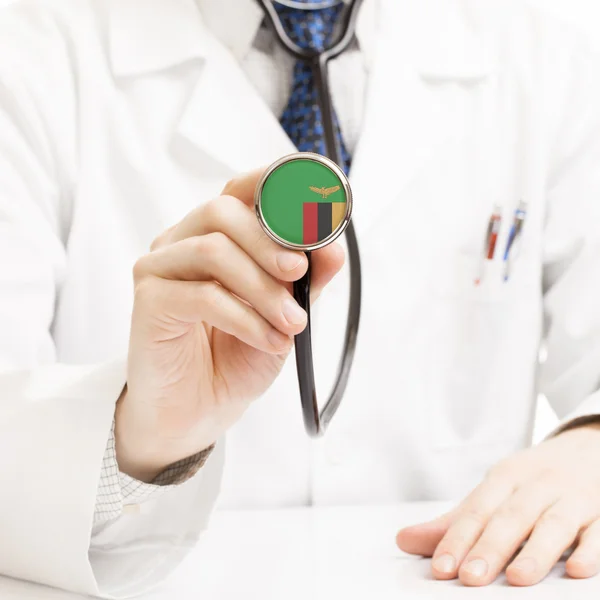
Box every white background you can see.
[1,0,599,439]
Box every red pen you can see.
[475,205,502,285]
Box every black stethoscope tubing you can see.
[257,0,364,437]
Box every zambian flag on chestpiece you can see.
[260,158,347,246]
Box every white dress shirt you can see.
[197,0,374,152]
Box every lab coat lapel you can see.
[175,44,296,174]
[108,0,209,76]
[108,0,295,175]
[351,0,497,237]
[108,0,498,208]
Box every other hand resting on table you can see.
[397,423,600,586]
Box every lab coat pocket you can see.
[424,253,527,450]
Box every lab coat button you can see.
[122,503,141,515]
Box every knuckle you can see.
[185,235,208,255]
[486,458,514,481]
[185,231,228,256]
[461,507,490,528]
[198,280,221,304]
[132,254,151,282]
[494,502,525,524]
[250,225,272,256]
[204,231,230,253]
[538,510,578,534]
[201,197,225,225]
[133,275,161,307]
[149,235,163,252]
[220,177,239,196]
[534,477,562,499]
[209,195,244,232]
[150,224,175,251]
[218,193,241,211]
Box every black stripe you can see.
[318,203,332,241]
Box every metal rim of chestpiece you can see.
[254,152,353,252]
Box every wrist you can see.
[114,386,215,482]
[114,386,160,481]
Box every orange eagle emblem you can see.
[309,185,341,199]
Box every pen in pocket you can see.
[475,204,502,285]
[503,200,527,282]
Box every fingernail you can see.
[432,554,456,574]
[267,328,291,350]
[511,557,537,574]
[277,252,303,272]
[463,559,488,578]
[282,298,307,325]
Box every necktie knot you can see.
[274,1,344,53]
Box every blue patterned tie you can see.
[274,0,352,173]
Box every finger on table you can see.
[566,518,600,579]
[458,482,557,586]
[429,474,515,580]
[396,510,457,558]
[506,499,588,587]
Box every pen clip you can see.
[475,204,503,285]
[503,200,527,281]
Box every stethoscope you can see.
[254,0,363,437]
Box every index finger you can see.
[431,475,515,580]
[221,167,267,207]
[151,168,267,251]
[152,166,344,292]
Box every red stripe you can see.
[303,203,318,245]
[487,232,498,259]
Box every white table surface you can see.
[1,502,599,599]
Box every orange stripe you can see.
[331,202,346,231]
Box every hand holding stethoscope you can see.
[255,0,363,437]
[121,0,362,478]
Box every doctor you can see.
[2,0,600,596]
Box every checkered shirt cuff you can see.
[94,421,214,524]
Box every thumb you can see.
[396,510,456,557]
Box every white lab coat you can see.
[1,0,600,596]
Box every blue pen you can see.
[503,200,527,281]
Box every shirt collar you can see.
[108,0,375,77]
[195,0,265,62]
[196,0,374,64]
[107,0,494,80]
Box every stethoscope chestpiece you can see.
[255,152,354,438]
[255,152,352,252]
